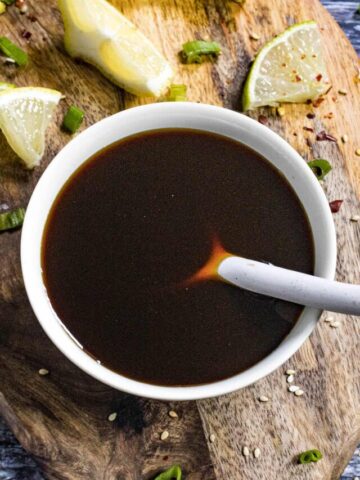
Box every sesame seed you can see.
[338,89,347,95]
[161,430,169,440]
[258,395,269,402]
[287,374,295,383]
[209,433,216,443]
[286,369,296,375]
[242,446,250,456]
[294,389,304,396]
[288,385,300,393]
[356,149,360,156]
[108,412,117,422]
[351,215,360,222]
[341,134,348,143]
[330,320,341,328]
[250,32,260,40]
[168,410,178,418]
[38,368,49,376]
[277,107,285,117]
[254,448,261,458]
[324,315,334,322]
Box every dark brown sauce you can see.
[42,129,314,386]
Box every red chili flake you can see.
[28,14,37,22]
[303,126,314,132]
[281,63,286,67]
[258,115,268,125]
[306,99,312,105]
[307,113,316,119]
[316,74,322,82]
[329,200,343,213]
[324,112,334,119]
[316,130,337,142]
[21,30,32,40]
[312,54,317,58]
[295,75,302,82]
[293,132,298,136]
[312,97,325,108]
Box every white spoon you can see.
[185,237,360,315]
[217,255,360,315]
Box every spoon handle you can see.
[218,256,360,315]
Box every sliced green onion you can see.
[356,4,360,14]
[0,37,28,66]
[298,449,323,464]
[307,159,332,181]
[181,40,221,64]
[154,465,182,480]
[166,84,187,102]
[1,0,15,5]
[0,81,16,91]
[62,105,85,134]
[0,207,25,232]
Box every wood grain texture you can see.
[0,0,359,479]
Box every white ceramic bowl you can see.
[21,102,337,401]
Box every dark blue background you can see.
[1,2,359,479]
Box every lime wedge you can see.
[58,0,173,97]
[0,87,62,168]
[242,21,331,110]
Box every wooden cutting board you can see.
[1,1,360,479]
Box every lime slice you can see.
[242,21,331,110]
[58,0,173,97]
[0,87,62,168]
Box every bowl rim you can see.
[21,102,337,401]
